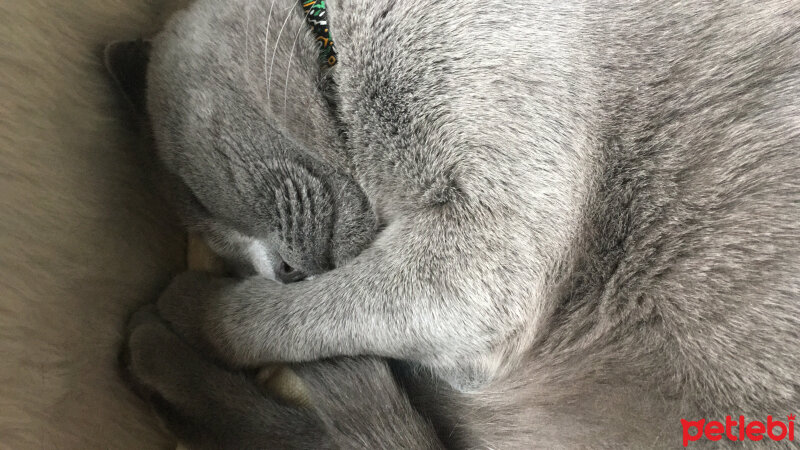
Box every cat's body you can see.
[111,0,800,447]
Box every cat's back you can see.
[516,0,800,431]
[388,0,800,443]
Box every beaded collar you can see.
[301,0,338,67]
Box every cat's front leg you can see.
[154,269,354,365]
[121,304,332,449]
[157,219,527,389]
[122,304,443,449]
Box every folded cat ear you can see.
[103,39,151,115]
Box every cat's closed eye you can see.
[275,260,307,283]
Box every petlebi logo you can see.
[681,414,796,446]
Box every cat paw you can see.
[121,306,239,443]
[121,304,211,396]
[120,304,204,414]
[125,315,188,393]
[125,303,160,334]
[120,305,327,448]
[156,271,286,367]
[155,271,231,358]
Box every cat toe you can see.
[125,303,161,336]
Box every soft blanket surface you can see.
[0,0,188,447]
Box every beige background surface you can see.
[0,1,189,447]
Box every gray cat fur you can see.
[112,0,799,447]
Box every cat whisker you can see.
[284,5,313,116]
[263,0,275,107]
[267,1,297,111]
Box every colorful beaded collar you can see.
[301,0,338,67]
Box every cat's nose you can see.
[275,260,307,283]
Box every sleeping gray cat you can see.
[108,0,800,447]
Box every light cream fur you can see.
[0,0,188,447]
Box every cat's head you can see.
[104,39,376,281]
